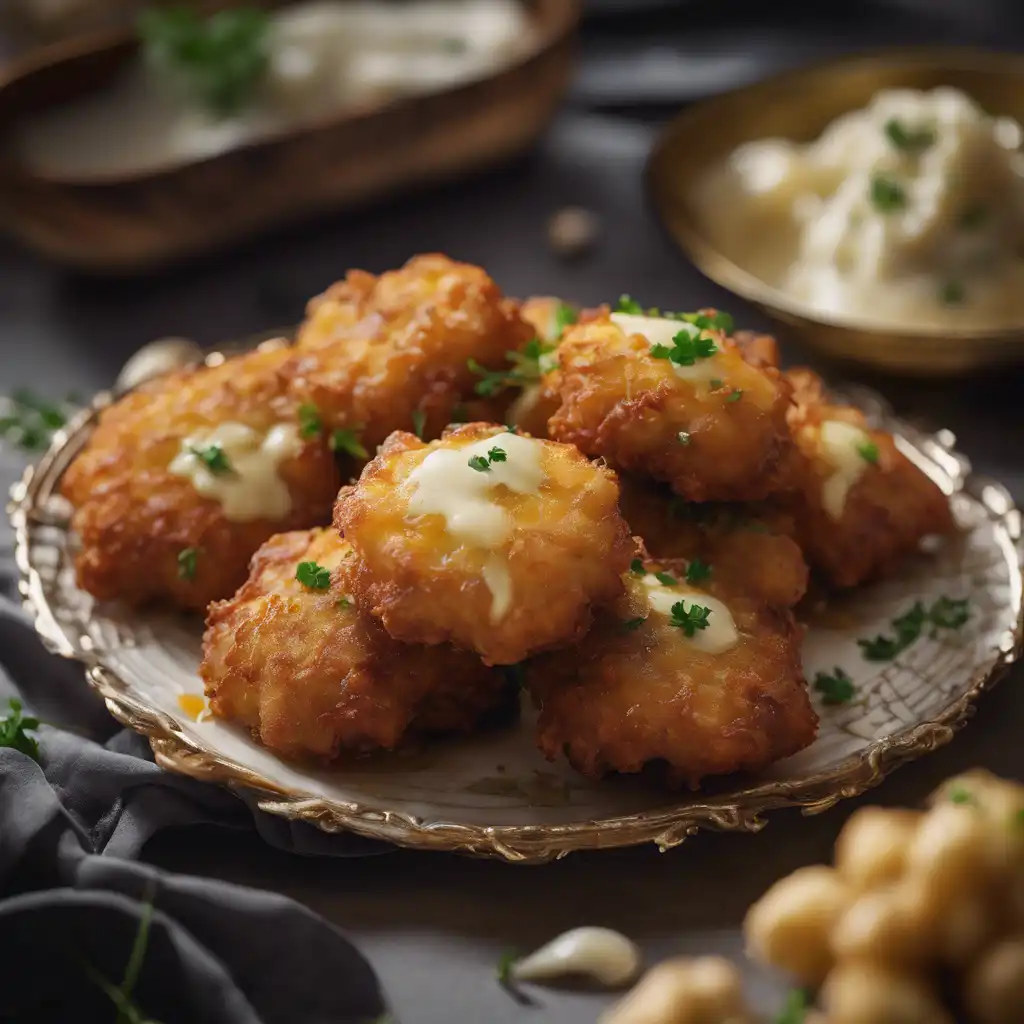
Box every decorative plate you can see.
[10,366,1023,862]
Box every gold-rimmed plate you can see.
[648,49,1024,376]
[9,345,1024,862]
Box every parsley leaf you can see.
[188,442,233,475]
[857,440,879,464]
[411,409,427,439]
[296,560,331,590]
[685,559,711,584]
[630,558,646,576]
[677,431,692,446]
[297,402,322,439]
[620,617,647,632]
[0,698,41,761]
[469,339,557,398]
[468,455,490,472]
[949,785,976,806]
[468,358,513,397]
[654,571,677,586]
[884,118,936,153]
[725,389,743,403]
[928,595,970,630]
[649,327,718,367]
[553,302,578,337]
[858,597,969,661]
[497,949,519,986]
[669,600,712,637]
[330,427,369,460]
[813,666,856,705]
[709,378,724,390]
[940,280,965,305]
[177,547,198,581]
[487,446,507,463]
[870,174,907,213]
[775,988,809,1024]
[614,294,644,314]
[138,6,270,117]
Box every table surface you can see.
[3,9,1024,1021]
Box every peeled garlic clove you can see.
[512,926,642,987]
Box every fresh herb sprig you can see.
[685,559,711,585]
[613,296,734,333]
[469,338,558,397]
[188,443,233,475]
[0,698,41,762]
[552,302,578,338]
[177,547,199,581]
[330,427,369,460]
[649,328,718,366]
[297,402,322,439]
[468,446,507,472]
[775,988,810,1024]
[296,560,331,590]
[813,666,856,706]
[870,174,907,213]
[858,596,970,661]
[138,6,270,118]
[884,118,936,153]
[0,389,78,453]
[669,600,712,637]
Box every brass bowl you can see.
[648,48,1024,376]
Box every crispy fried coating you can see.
[782,368,955,589]
[201,528,511,760]
[62,344,340,611]
[530,538,816,788]
[548,312,796,502]
[335,423,634,665]
[617,477,808,609]
[284,253,532,449]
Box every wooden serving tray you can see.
[0,0,579,272]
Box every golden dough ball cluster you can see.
[745,770,1024,1024]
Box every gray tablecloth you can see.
[0,447,389,1024]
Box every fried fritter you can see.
[201,528,511,760]
[548,311,796,502]
[62,343,340,611]
[530,536,816,788]
[284,253,532,450]
[335,422,634,666]
[782,367,955,589]
[617,477,808,609]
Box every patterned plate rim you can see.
[9,361,1024,863]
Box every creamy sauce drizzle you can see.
[817,420,873,521]
[641,575,739,654]
[512,927,641,988]
[610,313,726,389]
[15,0,533,179]
[405,432,545,622]
[169,421,302,522]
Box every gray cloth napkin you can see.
[0,446,389,1023]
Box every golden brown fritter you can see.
[201,528,511,760]
[617,477,808,609]
[530,539,817,788]
[283,253,532,450]
[62,343,340,611]
[782,368,955,589]
[335,422,634,666]
[548,311,796,502]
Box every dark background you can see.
[2,2,1023,1021]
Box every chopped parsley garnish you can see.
[620,617,647,632]
[685,559,711,584]
[725,389,743,403]
[468,359,509,396]
[411,409,426,439]
[883,117,935,153]
[469,337,557,397]
[649,328,718,366]
[188,442,233,475]
[813,666,856,706]
[949,785,976,806]
[669,600,712,637]
[940,280,965,305]
[857,440,880,464]
[614,294,644,314]
[0,697,40,761]
[177,547,198,581]
[677,431,692,446]
[611,298,734,334]
[869,174,907,213]
[630,558,646,576]
[775,988,809,1024]
[296,560,331,590]
[858,596,969,660]
[709,378,724,390]
[138,6,270,117]
[928,595,970,630]
[553,302,579,337]
[654,571,677,586]
[330,427,369,460]
[297,402,322,439]
[469,447,506,472]
[0,388,79,453]
[496,949,518,986]
[959,203,988,230]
